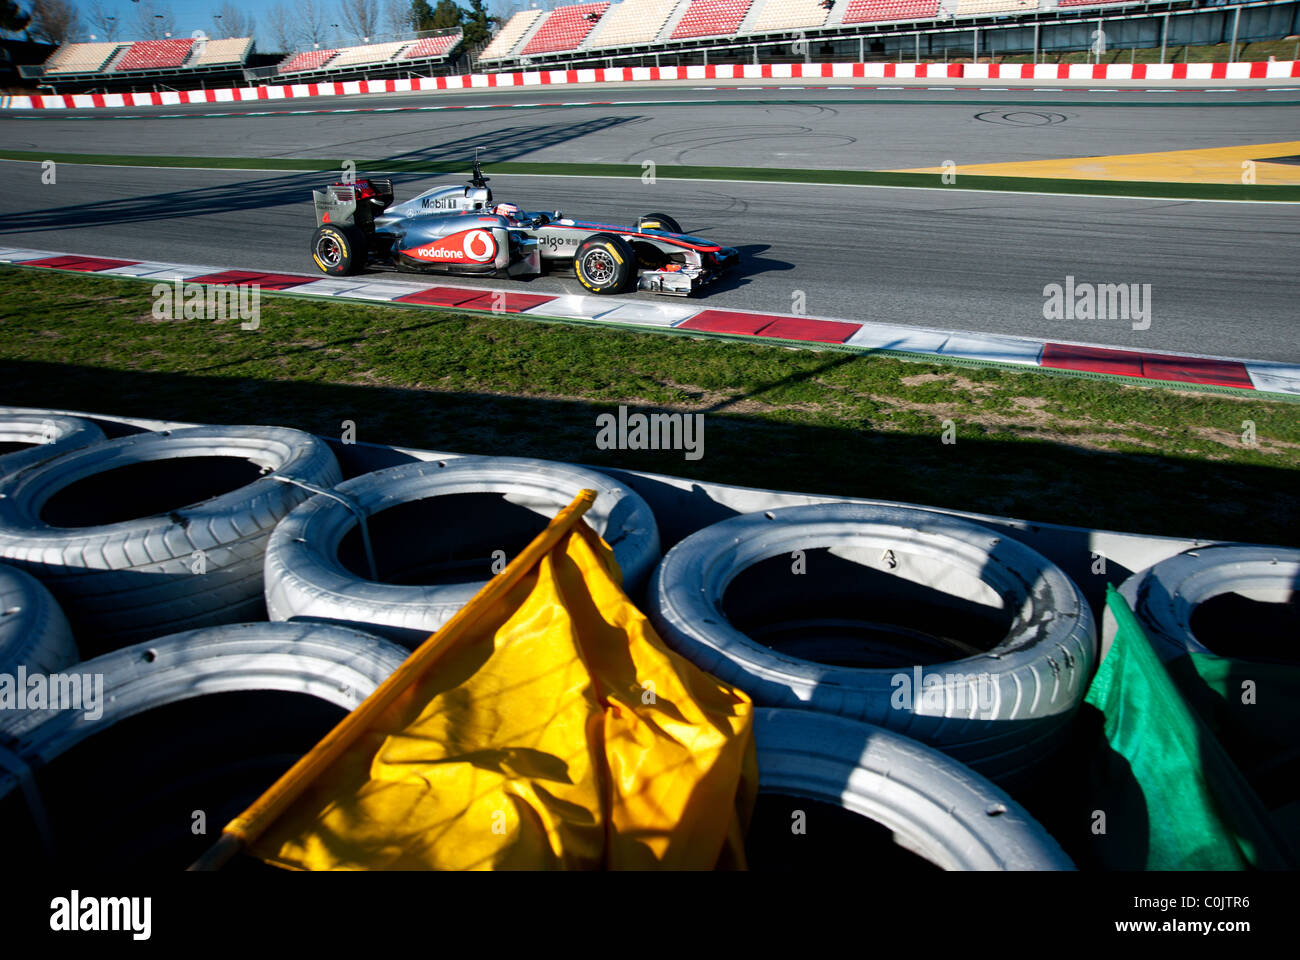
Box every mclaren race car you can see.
[309,159,738,296]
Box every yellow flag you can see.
[251,520,756,870]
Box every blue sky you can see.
[84,1,268,39]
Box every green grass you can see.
[2,266,1297,545]
[1,149,1296,203]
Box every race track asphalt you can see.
[2,159,1295,361]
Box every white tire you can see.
[0,562,78,674]
[752,708,1073,870]
[649,503,1096,781]
[0,621,408,868]
[1108,544,1300,663]
[0,410,105,482]
[264,456,660,645]
[0,425,340,652]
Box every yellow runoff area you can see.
[251,519,757,871]
[895,141,1300,185]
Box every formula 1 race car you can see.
[309,158,738,297]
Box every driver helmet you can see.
[493,202,522,223]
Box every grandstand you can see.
[521,3,611,55]
[475,0,1188,65]
[25,0,1291,93]
[42,41,121,74]
[277,49,340,74]
[34,36,255,90]
[272,31,464,78]
[190,37,255,68]
[672,0,754,39]
[750,0,832,33]
[586,0,680,48]
[841,0,940,25]
[112,38,195,71]
[400,34,464,59]
[327,41,412,69]
[31,30,464,92]
[480,8,544,59]
[953,0,1039,14]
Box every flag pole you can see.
[187,488,598,871]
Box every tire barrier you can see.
[0,562,78,675]
[750,708,1074,870]
[0,410,106,483]
[0,621,408,869]
[264,456,660,645]
[649,503,1097,782]
[1108,544,1300,663]
[0,425,341,652]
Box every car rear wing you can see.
[312,184,357,227]
[312,179,394,228]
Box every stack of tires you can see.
[28,410,1274,869]
[0,416,411,867]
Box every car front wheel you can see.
[573,233,635,294]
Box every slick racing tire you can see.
[648,503,1097,782]
[0,411,106,483]
[1108,544,1300,663]
[751,709,1074,871]
[574,233,635,294]
[312,223,365,276]
[0,425,341,652]
[0,562,78,675]
[636,213,682,234]
[0,621,409,869]
[264,455,660,646]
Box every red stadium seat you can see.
[520,3,611,55]
[278,49,340,74]
[400,34,462,59]
[113,38,195,71]
[841,0,938,23]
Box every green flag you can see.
[1082,586,1294,870]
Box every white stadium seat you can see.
[189,37,254,68]
[587,0,680,48]
[748,0,832,33]
[480,9,545,59]
[328,41,412,69]
[43,42,126,74]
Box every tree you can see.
[430,0,463,30]
[213,1,255,39]
[461,0,491,45]
[265,2,298,52]
[0,0,31,35]
[409,0,437,32]
[384,0,413,36]
[27,0,80,44]
[338,0,381,41]
[84,0,119,40]
[132,0,177,40]
[300,0,331,46]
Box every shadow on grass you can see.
[1,358,1295,552]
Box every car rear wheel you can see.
[312,224,365,276]
[574,233,635,295]
[637,213,682,234]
